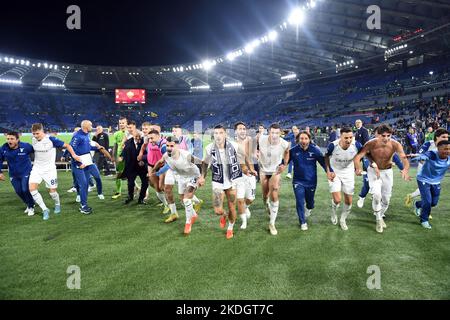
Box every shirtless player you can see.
[354,124,410,233]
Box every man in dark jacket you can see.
[93,126,111,176]
[355,120,370,146]
[120,130,149,205]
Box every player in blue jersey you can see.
[0,132,35,215]
[70,120,113,214]
[289,130,327,231]
[70,120,112,215]
[410,140,450,229]
[404,128,449,208]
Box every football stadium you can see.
[0,0,450,303]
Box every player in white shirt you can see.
[202,125,243,240]
[29,123,81,221]
[325,127,362,231]
[234,122,258,230]
[152,136,205,235]
[257,123,290,236]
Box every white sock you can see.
[375,211,383,221]
[228,221,235,231]
[411,189,421,198]
[183,199,194,224]
[192,195,200,204]
[341,204,352,221]
[380,200,389,217]
[49,192,60,206]
[331,200,340,218]
[269,200,279,225]
[31,190,48,211]
[169,203,177,214]
[240,213,247,225]
[156,192,168,206]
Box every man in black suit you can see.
[355,120,370,146]
[120,124,148,205]
[93,126,111,176]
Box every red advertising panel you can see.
[115,89,146,104]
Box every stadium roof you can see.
[1,0,450,93]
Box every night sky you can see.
[0,0,297,66]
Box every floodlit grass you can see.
[0,168,449,299]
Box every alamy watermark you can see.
[66,5,81,30]
[66,265,81,290]
[366,265,381,290]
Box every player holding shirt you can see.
[410,140,450,229]
[152,137,206,235]
[29,123,80,220]
[257,123,290,236]
[70,120,112,214]
[325,127,362,231]
[290,131,327,231]
[0,132,35,215]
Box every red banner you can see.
[115,89,146,104]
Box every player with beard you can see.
[233,122,258,230]
[152,137,206,235]
[257,123,290,235]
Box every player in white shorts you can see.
[29,123,81,221]
[234,122,258,230]
[257,123,290,236]
[354,124,410,233]
[202,125,243,240]
[152,136,205,235]
[161,126,191,214]
[325,127,362,231]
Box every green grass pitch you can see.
[0,167,449,299]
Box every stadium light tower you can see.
[268,30,278,41]
[288,7,305,26]
[202,60,215,71]
[244,43,255,54]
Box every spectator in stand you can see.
[355,120,370,146]
[406,126,419,154]
[425,126,435,142]
[329,126,339,143]
[417,127,425,146]
[189,132,204,172]
[285,125,300,179]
